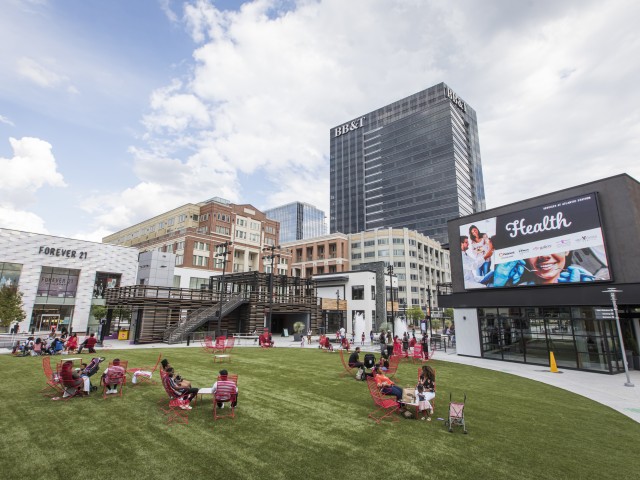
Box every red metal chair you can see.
[224,337,235,353]
[160,370,190,425]
[40,356,63,397]
[385,354,401,379]
[202,336,215,353]
[339,348,355,377]
[213,375,238,421]
[366,376,400,424]
[392,342,403,357]
[127,353,162,386]
[212,336,227,353]
[102,360,128,398]
[412,344,428,363]
[56,360,85,401]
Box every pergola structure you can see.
[105,271,322,344]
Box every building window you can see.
[371,285,376,300]
[173,275,181,288]
[393,249,404,256]
[364,240,375,247]
[176,241,185,250]
[175,255,183,265]
[351,242,361,249]
[215,226,230,235]
[235,230,247,239]
[352,285,364,300]
[192,255,208,267]
[377,238,389,245]
[37,267,80,298]
[178,214,187,222]
[351,253,362,260]
[378,249,389,257]
[393,238,404,244]
[364,252,375,258]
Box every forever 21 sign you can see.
[38,246,89,259]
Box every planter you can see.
[293,333,302,342]
[633,355,640,371]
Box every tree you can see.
[90,304,108,321]
[407,306,424,325]
[0,285,26,328]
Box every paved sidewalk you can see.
[7,336,639,423]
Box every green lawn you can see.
[1,347,638,479]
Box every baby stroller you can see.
[81,357,105,392]
[445,393,467,434]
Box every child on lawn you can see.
[416,384,432,421]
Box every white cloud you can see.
[0,204,48,233]
[0,136,66,194]
[17,56,78,92]
[0,114,14,126]
[0,135,66,234]
[84,0,640,239]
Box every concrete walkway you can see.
[6,335,639,424]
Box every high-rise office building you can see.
[264,202,327,243]
[329,82,486,245]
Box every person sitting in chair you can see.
[211,369,238,409]
[55,360,90,399]
[102,358,126,394]
[165,367,198,409]
[259,331,274,347]
[372,366,403,402]
[348,347,364,370]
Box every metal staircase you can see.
[163,293,248,344]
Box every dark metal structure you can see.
[105,272,321,344]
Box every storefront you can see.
[0,228,138,334]
[439,174,640,373]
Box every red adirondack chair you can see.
[339,348,356,377]
[160,370,190,425]
[127,353,162,386]
[366,376,400,424]
[212,375,238,421]
[41,356,63,397]
[102,360,128,398]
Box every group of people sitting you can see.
[53,356,105,399]
[374,363,436,420]
[160,358,239,411]
[12,332,98,357]
[348,346,436,421]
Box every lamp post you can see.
[263,245,283,332]
[336,289,343,332]
[387,265,395,337]
[213,241,232,337]
[603,288,634,387]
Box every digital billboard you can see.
[459,193,611,289]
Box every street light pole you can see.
[387,265,395,337]
[214,241,232,337]
[263,245,282,332]
[336,289,342,332]
[603,288,634,387]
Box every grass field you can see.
[1,347,638,480]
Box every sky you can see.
[1,0,639,242]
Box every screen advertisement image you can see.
[459,193,611,290]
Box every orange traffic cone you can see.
[549,352,559,373]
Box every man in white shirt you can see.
[461,236,486,288]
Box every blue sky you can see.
[1,0,639,241]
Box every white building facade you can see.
[0,228,138,334]
[348,228,450,314]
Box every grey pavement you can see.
[5,335,639,424]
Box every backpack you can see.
[355,369,364,380]
[364,354,376,369]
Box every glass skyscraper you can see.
[265,202,327,243]
[329,82,486,245]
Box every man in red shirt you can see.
[78,333,98,354]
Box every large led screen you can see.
[459,193,611,289]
